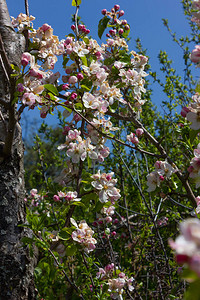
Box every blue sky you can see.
[5,0,198,135]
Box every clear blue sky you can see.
[5,0,198,135]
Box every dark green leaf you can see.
[98,16,110,39]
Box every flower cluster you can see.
[181,93,200,130]
[58,129,110,164]
[91,170,121,203]
[191,0,200,26]
[127,128,144,145]
[53,191,81,204]
[188,143,200,188]
[24,188,43,207]
[169,218,200,278]
[71,218,97,253]
[146,161,176,192]
[11,13,35,32]
[96,264,134,299]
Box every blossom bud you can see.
[65,68,72,74]
[78,24,84,31]
[119,272,125,278]
[105,216,112,223]
[71,24,76,31]
[68,76,78,84]
[113,218,119,224]
[125,25,130,31]
[112,231,117,236]
[159,175,165,181]
[17,83,24,92]
[62,84,69,90]
[101,9,107,15]
[70,92,77,100]
[53,195,60,202]
[73,113,82,122]
[181,106,190,118]
[190,45,200,63]
[106,33,110,38]
[40,23,51,32]
[65,37,73,45]
[95,51,102,59]
[118,10,125,17]
[132,136,139,145]
[122,20,127,25]
[111,8,115,13]
[109,29,116,36]
[187,165,194,173]
[77,72,84,80]
[114,4,120,11]
[62,126,71,135]
[85,29,90,34]
[136,128,144,137]
[118,28,124,35]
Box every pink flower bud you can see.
[122,20,127,25]
[190,45,200,63]
[71,25,76,31]
[70,92,77,100]
[78,24,84,31]
[40,23,51,32]
[118,29,124,35]
[119,272,125,278]
[106,33,110,38]
[113,218,119,224]
[85,29,90,34]
[73,114,82,122]
[112,231,117,236]
[125,25,130,31]
[68,76,78,84]
[187,165,194,173]
[62,126,71,135]
[21,58,29,67]
[17,83,24,92]
[101,9,107,15]
[62,84,69,90]
[109,29,116,36]
[136,128,144,137]
[181,106,190,118]
[132,136,139,145]
[118,10,125,17]
[114,4,120,11]
[64,37,73,45]
[77,73,84,80]
[159,175,165,181]
[105,216,112,223]
[53,195,60,202]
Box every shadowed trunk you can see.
[0,0,36,298]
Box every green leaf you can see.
[72,0,82,6]
[87,155,92,169]
[74,102,83,111]
[98,16,110,39]
[44,84,59,96]
[81,55,87,66]
[190,129,199,143]
[58,230,71,240]
[66,244,77,256]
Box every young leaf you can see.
[72,0,82,6]
[98,16,110,39]
[44,84,59,96]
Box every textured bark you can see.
[0,0,36,298]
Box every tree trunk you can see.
[0,1,36,298]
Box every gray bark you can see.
[0,0,36,298]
